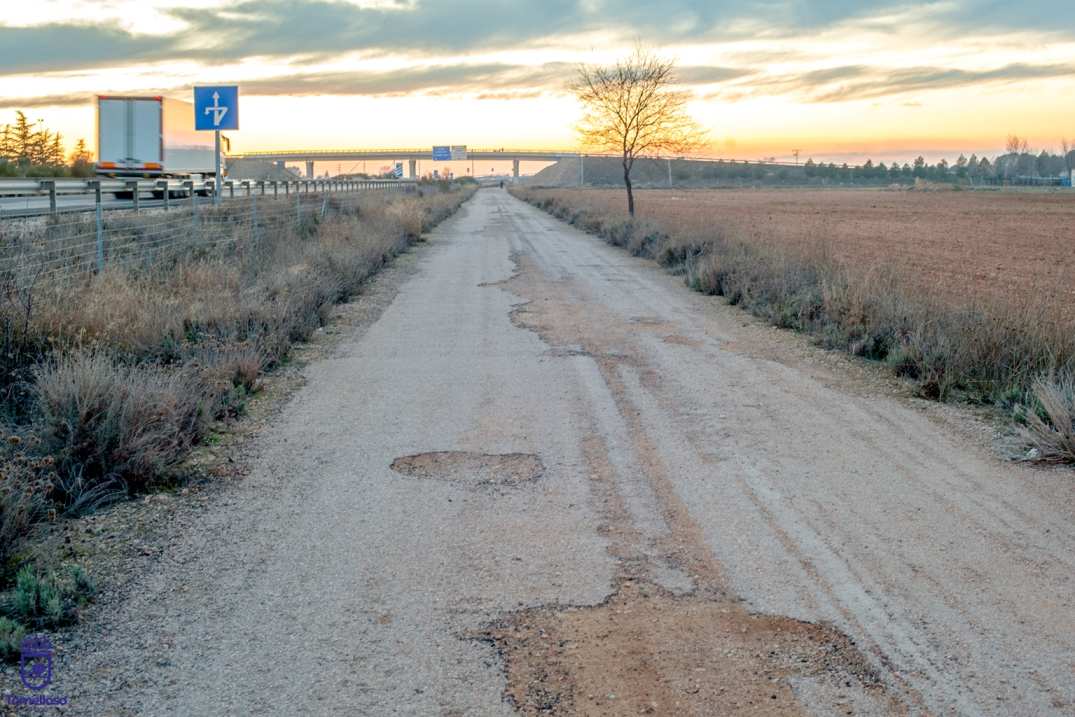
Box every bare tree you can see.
[1062,138,1073,174]
[573,47,705,216]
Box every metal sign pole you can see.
[214,130,222,205]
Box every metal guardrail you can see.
[0,177,421,284]
[0,177,415,218]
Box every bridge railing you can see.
[231,148,584,159]
[227,149,810,169]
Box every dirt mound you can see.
[390,451,544,487]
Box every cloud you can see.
[0,61,753,109]
[676,66,755,84]
[805,63,1075,101]
[238,63,575,96]
[0,1,950,74]
[0,22,176,73]
[3,0,1074,104]
[0,92,99,109]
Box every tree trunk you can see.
[623,162,635,217]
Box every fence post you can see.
[157,180,170,210]
[42,180,57,214]
[88,180,104,272]
[227,180,235,199]
[242,180,251,197]
[251,190,258,241]
[296,190,301,225]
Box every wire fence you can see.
[0,184,415,289]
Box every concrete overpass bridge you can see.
[228,148,584,179]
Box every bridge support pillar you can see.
[408,159,417,179]
[512,158,520,181]
[305,160,315,179]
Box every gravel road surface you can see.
[48,188,1073,715]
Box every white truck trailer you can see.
[96,96,225,179]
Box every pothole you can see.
[481,579,895,716]
[389,451,544,488]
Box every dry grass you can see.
[1020,374,1075,463]
[0,186,474,568]
[515,187,1075,463]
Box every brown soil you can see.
[390,451,544,488]
[479,255,904,716]
[484,579,883,716]
[526,188,1075,312]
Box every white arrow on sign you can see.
[204,91,228,127]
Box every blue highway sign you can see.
[432,146,451,161]
[194,86,239,131]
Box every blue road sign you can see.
[393,162,404,178]
[432,146,451,161]
[194,86,239,131]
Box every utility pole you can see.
[792,149,801,166]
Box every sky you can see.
[2,0,1074,166]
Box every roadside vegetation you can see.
[0,184,474,647]
[0,111,93,178]
[512,187,1075,465]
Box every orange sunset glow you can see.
[2,1,1074,165]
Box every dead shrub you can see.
[1020,372,1075,463]
[31,350,209,492]
[0,185,476,559]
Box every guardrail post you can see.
[88,180,104,272]
[157,180,170,210]
[257,180,265,196]
[242,180,251,197]
[227,180,235,199]
[271,181,278,198]
[183,180,195,210]
[126,180,140,212]
[42,180,57,214]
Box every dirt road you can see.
[58,189,1072,715]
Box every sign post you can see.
[194,86,239,205]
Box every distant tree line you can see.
[795,133,1075,186]
[0,111,93,178]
